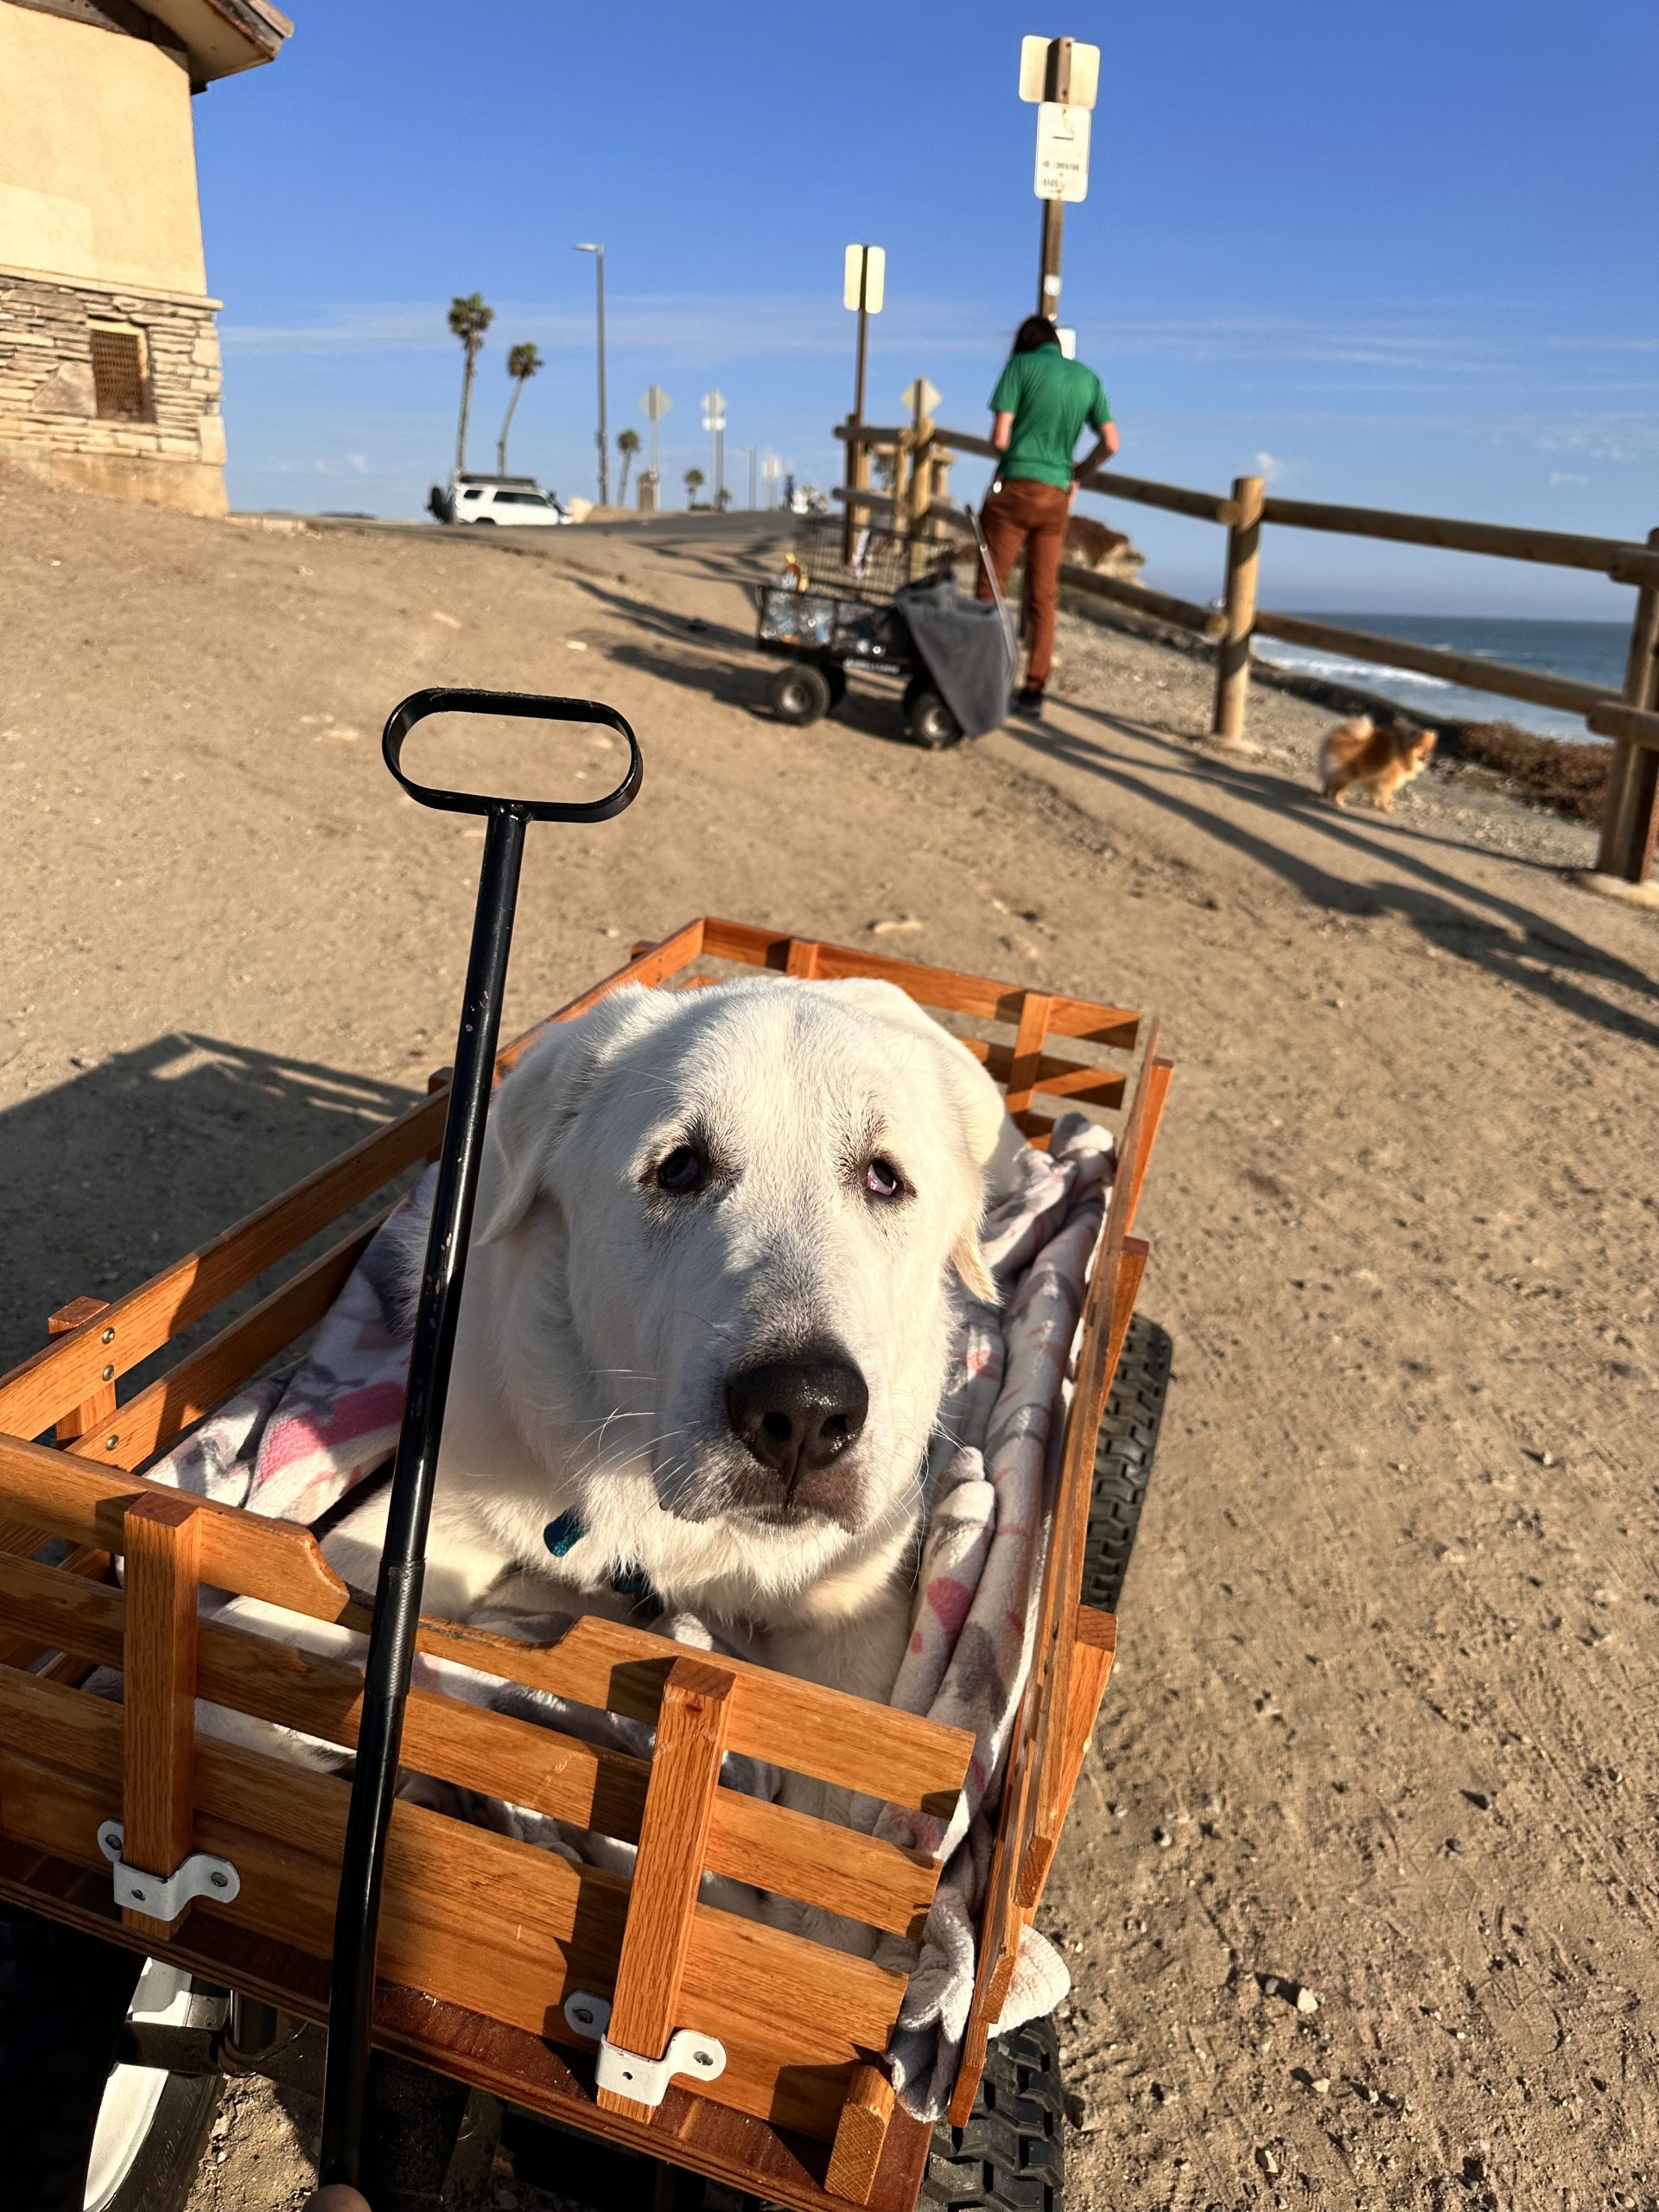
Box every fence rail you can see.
[831,403,1659,889]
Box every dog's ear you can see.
[475,988,658,1244]
[817,977,1013,1300]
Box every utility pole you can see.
[1019,35,1097,321]
[574,242,608,505]
[842,243,885,560]
[745,443,757,509]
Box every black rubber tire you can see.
[920,2012,1065,2210]
[769,663,832,726]
[820,661,849,709]
[0,1903,220,2212]
[903,682,963,750]
[1080,1312,1172,1615]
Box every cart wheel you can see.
[820,662,849,710]
[1081,1312,1172,1614]
[0,1904,220,2212]
[768,664,832,725]
[903,683,962,750]
[920,2012,1065,2210]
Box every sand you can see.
[2,467,1656,2211]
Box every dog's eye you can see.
[864,1156,904,1199]
[656,1145,706,1194]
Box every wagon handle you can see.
[380,683,642,822]
[317,688,643,2195]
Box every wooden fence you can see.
[833,411,1659,891]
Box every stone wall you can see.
[0,264,227,515]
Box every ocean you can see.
[1251,613,1630,742]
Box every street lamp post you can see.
[574,242,608,507]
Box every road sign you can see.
[701,387,727,432]
[1019,34,1099,107]
[902,377,942,417]
[843,244,886,315]
[1034,102,1090,202]
[640,384,671,421]
[1056,326,1077,359]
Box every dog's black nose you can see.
[726,1352,869,1485]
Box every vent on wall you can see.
[89,325,153,422]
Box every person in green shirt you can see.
[974,315,1118,720]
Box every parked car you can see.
[428,474,570,527]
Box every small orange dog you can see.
[1319,716,1437,809]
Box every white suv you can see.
[438,474,570,527]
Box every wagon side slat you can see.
[0,1550,946,1941]
[0,1665,910,2141]
[0,1840,938,2212]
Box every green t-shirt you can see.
[988,346,1112,489]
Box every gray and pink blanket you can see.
[148,1112,1114,2119]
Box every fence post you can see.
[905,385,935,580]
[1593,525,1659,886]
[1211,474,1265,743]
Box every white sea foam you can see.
[1252,645,1453,690]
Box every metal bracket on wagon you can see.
[562,1991,728,2108]
[97,1820,241,1920]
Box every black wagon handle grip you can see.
[381,684,643,822]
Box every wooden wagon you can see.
[0,918,1169,2212]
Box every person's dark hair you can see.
[1013,315,1062,355]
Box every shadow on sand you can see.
[0,1034,417,1391]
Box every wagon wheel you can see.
[1080,1311,1172,1614]
[919,2014,1065,2211]
[0,1904,219,2212]
[902,679,963,751]
[768,662,833,726]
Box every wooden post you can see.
[905,385,935,582]
[827,2062,898,2205]
[1211,474,1265,743]
[1593,527,1659,886]
[121,1490,203,1938]
[595,1656,734,2123]
[48,1298,117,1446]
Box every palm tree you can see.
[496,341,543,474]
[448,292,493,474]
[683,466,705,510]
[616,428,642,502]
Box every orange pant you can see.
[974,475,1070,688]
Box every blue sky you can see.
[196,0,1658,614]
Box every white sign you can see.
[1019,35,1100,108]
[701,387,727,432]
[1056,327,1077,359]
[843,244,887,315]
[902,378,942,418]
[1033,102,1090,202]
[640,384,671,421]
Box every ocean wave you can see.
[1252,646,1452,690]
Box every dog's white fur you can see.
[223,977,1017,1743]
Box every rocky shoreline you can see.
[1061,583,1611,826]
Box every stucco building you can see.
[0,0,290,515]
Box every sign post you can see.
[639,383,671,512]
[842,243,886,559]
[1019,35,1098,319]
[701,388,728,509]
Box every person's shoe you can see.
[1013,685,1046,721]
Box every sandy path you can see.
[2,471,1656,2212]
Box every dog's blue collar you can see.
[543,1510,652,1600]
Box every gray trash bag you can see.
[894,573,1018,738]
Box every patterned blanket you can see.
[148,1112,1114,2119]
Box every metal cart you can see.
[753,513,1014,749]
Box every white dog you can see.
[232,976,1017,1727]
